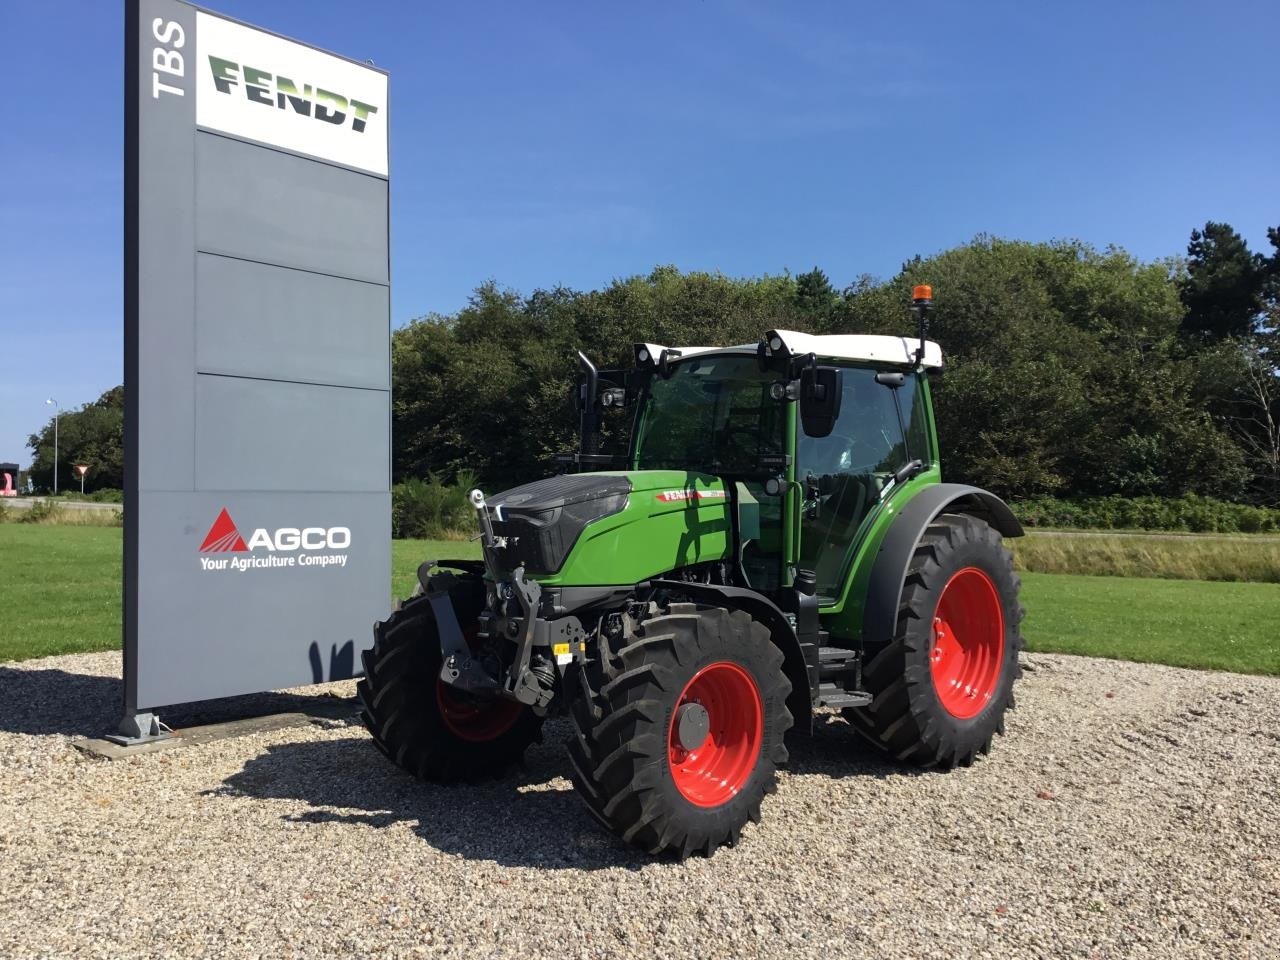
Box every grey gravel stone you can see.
[1,650,1277,959]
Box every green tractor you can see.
[360,287,1025,858]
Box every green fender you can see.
[859,484,1023,647]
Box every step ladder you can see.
[813,646,872,709]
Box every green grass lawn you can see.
[1,526,123,661]
[1019,572,1280,675]
[391,537,479,598]
[3,527,1277,675]
[0,527,473,663]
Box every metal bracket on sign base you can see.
[104,712,175,746]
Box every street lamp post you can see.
[45,398,59,495]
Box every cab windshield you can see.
[632,355,785,472]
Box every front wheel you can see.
[358,591,543,782]
[844,513,1024,768]
[567,604,792,859]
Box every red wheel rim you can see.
[434,628,524,742]
[435,680,524,742]
[668,661,763,807]
[929,566,1005,719]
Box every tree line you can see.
[25,222,1280,506]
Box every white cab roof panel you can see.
[640,331,943,369]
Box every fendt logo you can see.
[193,11,388,176]
[198,508,351,573]
[207,57,379,134]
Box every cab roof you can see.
[640,331,944,369]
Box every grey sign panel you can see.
[195,376,389,492]
[125,0,391,727]
[134,492,389,706]
[195,255,389,389]
[195,132,389,284]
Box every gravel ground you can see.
[1,650,1277,959]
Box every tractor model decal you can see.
[655,489,728,503]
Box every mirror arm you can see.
[879,459,925,501]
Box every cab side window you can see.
[897,374,934,467]
[797,368,922,599]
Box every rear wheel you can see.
[844,513,1024,767]
[567,603,792,858]
[358,589,543,782]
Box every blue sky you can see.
[1,0,1277,466]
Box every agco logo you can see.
[207,57,379,134]
[198,508,351,572]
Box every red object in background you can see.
[0,471,14,497]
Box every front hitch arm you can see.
[427,578,502,697]
[504,567,554,709]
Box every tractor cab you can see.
[624,331,944,605]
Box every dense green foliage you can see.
[1179,222,1272,340]
[391,471,476,539]
[391,268,807,490]
[393,230,1280,504]
[1013,495,1280,532]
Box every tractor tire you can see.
[358,591,543,783]
[844,513,1024,768]
[567,603,792,859]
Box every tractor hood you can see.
[486,474,633,575]
[484,470,732,581]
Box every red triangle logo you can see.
[199,508,248,553]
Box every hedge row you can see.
[1010,495,1280,533]
[44,489,125,503]
[392,472,476,540]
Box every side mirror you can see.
[800,365,842,438]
